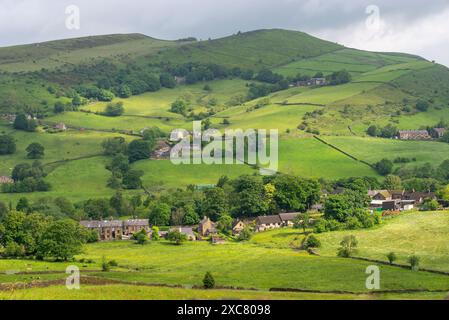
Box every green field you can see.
[322,136,449,167]
[278,137,377,178]
[1,284,447,300]
[0,211,449,299]
[0,34,183,73]
[273,48,421,77]
[252,211,449,273]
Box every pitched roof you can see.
[80,220,124,228]
[403,192,436,201]
[374,190,391,198]
[256,215,282,225]
[171,226,196,237]
[368,189,388,197]
[123,219,149,226]
[278,212,301,222]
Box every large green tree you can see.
[0,135,16,155]
[128,139,154,163]
[26,142,45,159]
[36,219,87,261]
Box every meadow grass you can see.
[0,284,446,300]
[252,211,449,272]
[278,137,378,179]
[323,136,449,167]
[213,104,320,132]
[84,79,250,117]
[69,240,449,293]
[133,159,257,189]
[283,82,381,105]
[0,128,131,175]
[0,156,140,204]
[0,35,180,72]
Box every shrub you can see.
[203,272,215,289]
[387,252,397,265]
[4,242,25,258]
[374,159,394,176]
[408,255,420,271]
[420,199,439,211]
[302,234,321,250]
[108,260,118,267]
[101,256,110,272]
[167,230,187,245]
[237,227,253,242]
[104,102,124,117]
[337,235,358,258]
[133,229,148,245]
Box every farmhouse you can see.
[389,190,406,200]
[434,128,446,138]
[255,215,282,232]
[279,212,301,227]
[296,78,327,87]
[198,216,217,237]
[123,219,150,235]
[403,192,436,204]
[171,226,196,241]
[372,190,392,201]
[398,130,431,140]
[81,220,123,241]
[152,140,171,159]
[0,176,14,184]
[54,122,67,131]
[231,219,246,235]
[80,219,149,241]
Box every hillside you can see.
[147,29,344,69]
[0,29,449,204]
[0,33,182,72]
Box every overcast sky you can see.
[1,0,449,66]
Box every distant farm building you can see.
[372,190,392,201]
[198,216,217,237]
[171,226,196,241]
[232,219,247,235]
[80,219,149,241]
[279,212,301,227]
[152,140,171,159]
[296,78,327,87]
[0,176,14,184]
[0,114,16,123]
[434,128,447,138]
[255,215,282,232]
[368,189,433,211]
[398,130,431,140]
[54,122,67,131]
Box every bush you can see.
[387,252,397,265]
[108,260,118,267]
[302,234,321,249]
[374,159,394,176]
[4,242,25,258]
[101,256,110,272]
[104,102,124,117]
[337,235,358,258]
[133,229,148,245]
[237,227,253,242]
[421,199,439,211]
[0,135,16,155]
[408,255,420,271]
[203,272,215,289]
